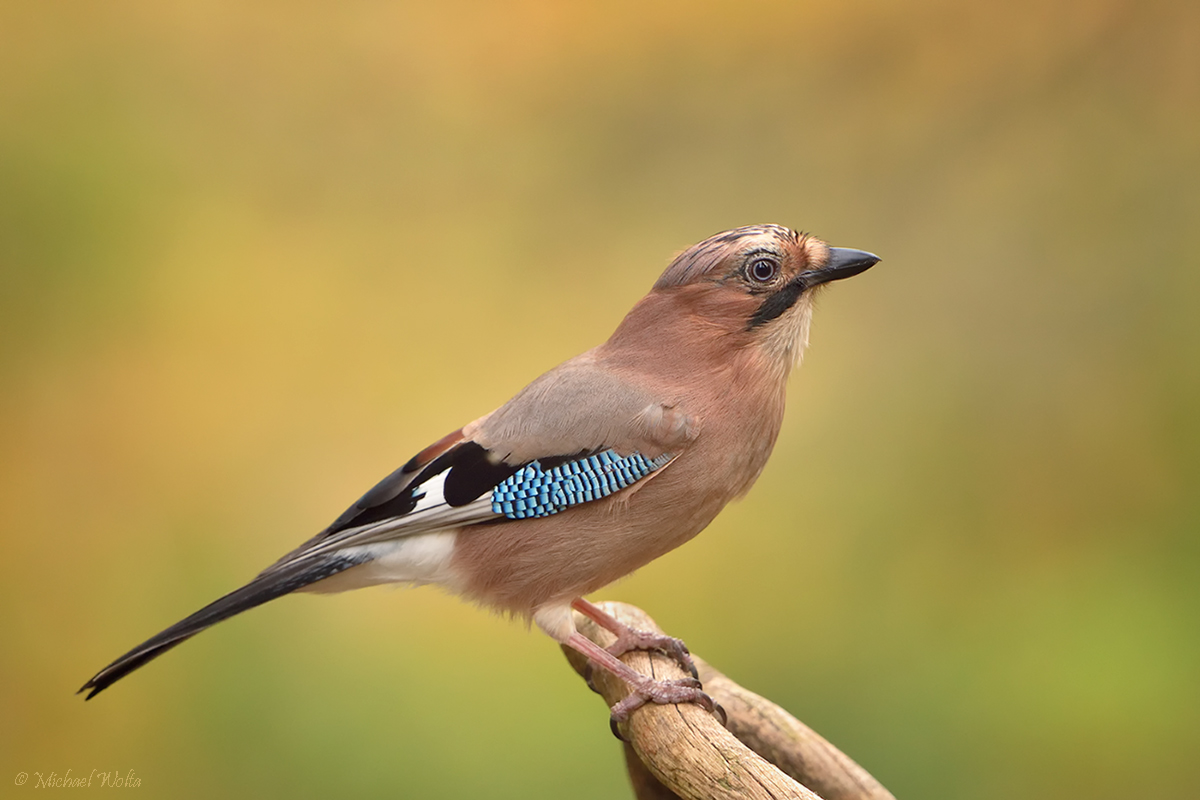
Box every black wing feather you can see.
[78,554,365,699]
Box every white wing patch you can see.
[409,470,448,514]
[298,469,498,561]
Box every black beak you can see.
[800,247,880,288]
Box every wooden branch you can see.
[561,602,895,800]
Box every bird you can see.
[80,224,879,722]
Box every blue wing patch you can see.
[492,450,673,520]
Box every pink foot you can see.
[571,598,698,678]
[606,629,698,680]
[610,675,714,722]
[564,625,727,740]
[608,675,726,739]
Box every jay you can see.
[81,224,879,721]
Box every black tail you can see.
[79,555,363,699]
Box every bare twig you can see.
[561,602,895,800]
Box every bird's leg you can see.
[571,597,698,679]
[564,631,716,727]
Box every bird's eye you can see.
[748,257,780,284]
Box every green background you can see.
[2,1,1197,797]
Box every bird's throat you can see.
[761,295,815,374]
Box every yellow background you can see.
[2,1,1197,797]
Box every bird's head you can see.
[648,224,879,370]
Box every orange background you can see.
[2,1,1197,797]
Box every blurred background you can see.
[2,0,1197,797]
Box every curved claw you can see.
[674,641,699,680]
[610,716,627,741]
